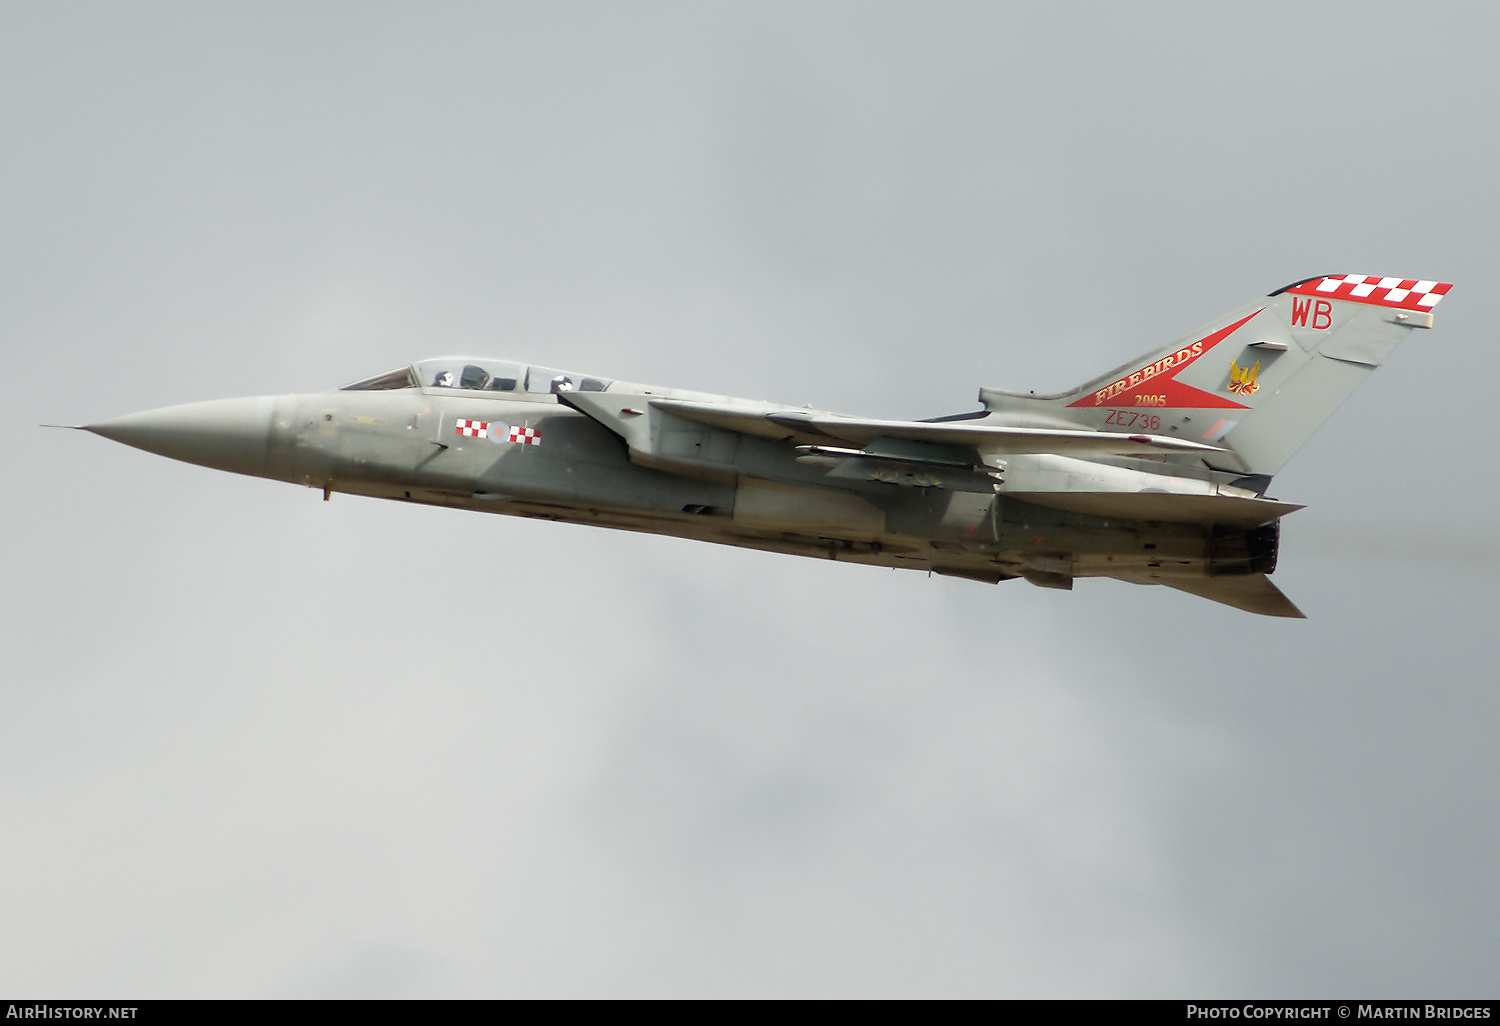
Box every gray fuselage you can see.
[87,377,1266,590]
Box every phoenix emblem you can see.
[1227,359,1261,396]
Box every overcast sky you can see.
[3,1,1498,998]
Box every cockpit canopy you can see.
[341,357,612,395]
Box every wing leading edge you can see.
[650,398,1225,456]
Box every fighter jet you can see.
[75,274,1451,617]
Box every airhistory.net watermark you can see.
[5,1007,137,1020]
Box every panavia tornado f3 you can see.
[77,274,1451,617]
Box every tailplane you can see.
[981,275,1453,478]
[1149,574,1305,618]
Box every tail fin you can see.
[981,275,1453,477]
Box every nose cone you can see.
[87,396,276,476]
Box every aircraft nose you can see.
[86,396,277,477]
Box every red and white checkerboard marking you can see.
[455,419,489,438]
[508,425,541,445]
[1286,275,1453,310]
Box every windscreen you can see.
[341,366,416,390]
